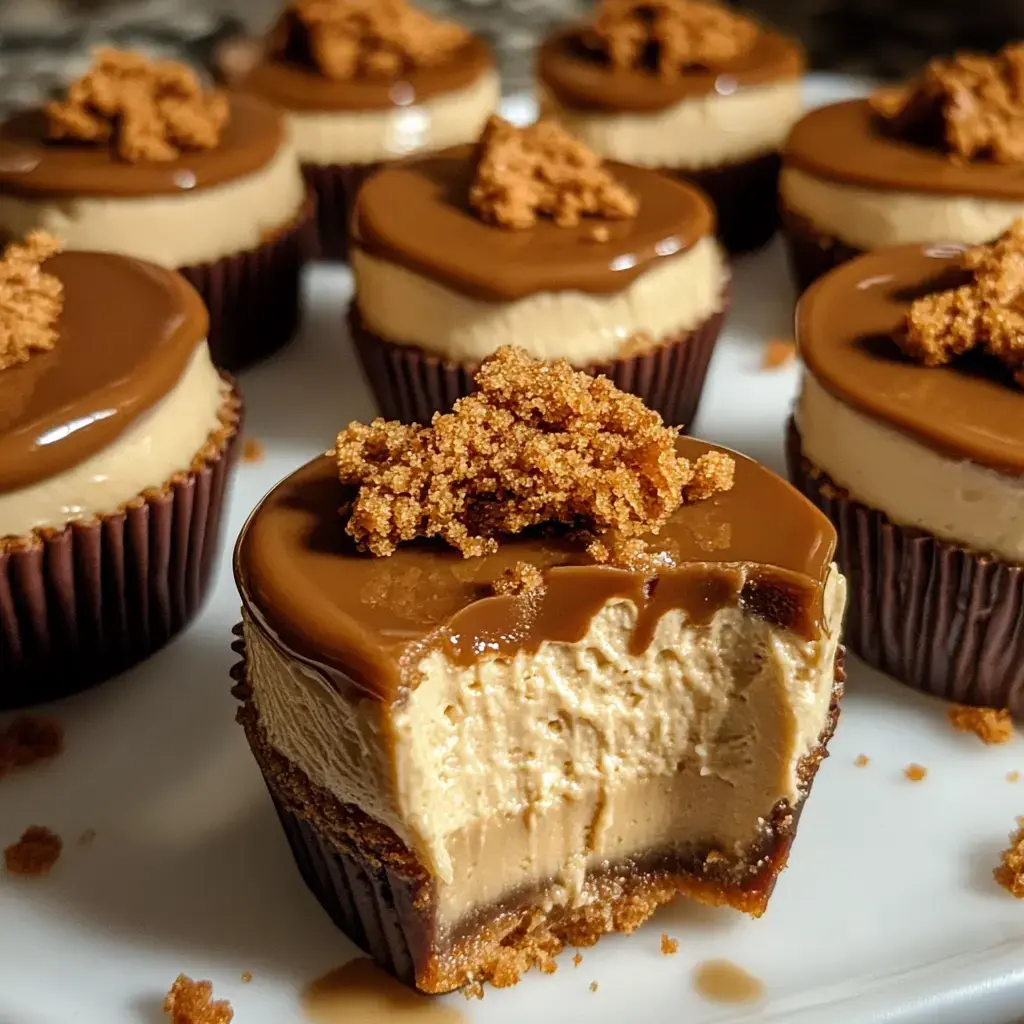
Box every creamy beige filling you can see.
[0,343,230,537]
[351,234,728,364]
[780,166,1024,251]
[245,568,845,924]
[288,70,500,166]
[797,374,1024,562]
[538,80,802,169]
[0,137,306,267]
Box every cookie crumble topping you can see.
[492,562,546,597]
[995,817,1024,898]
[948,704,1015,745]
[163,975,234,1024]
[0,232,62,371]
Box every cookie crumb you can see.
[470,115,638,230]
[660,933,679,956]
[163,975,233,1024]
[583,0,757,77]
[46,49,228,163]
[77,828,97,847]
[590,225,611,243]
[761,338,796,370]
[240,972,252,984]
[461,981,485,1000]
[872,43,1024,164]
[573,952,583,968]
[3,826,63,877]
[1008,770,1021,784]
[948,704,1015,744]
[242,437,265,464]
[904,763,927,782]
[492,562,545,597]
[334,346,733,559]
[994,817,1024,898]
[899,219,1024,388]
[853,754,870,767]
[0,715,64,779]
[0,233,63,372]
[590,981,599,993]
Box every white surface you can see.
[2,78,1023,1024]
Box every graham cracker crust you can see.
[231,625,844,994]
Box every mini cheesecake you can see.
[350,122,729,429]
[233,351,845,993]
[789,242,1023,712]
[536,0,804,254]
[242,0,499,260]
[0,50,313,370]
[1,237,241,708]
[781,43,1024,292]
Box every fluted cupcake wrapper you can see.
[0,385,242,710]
[779,201,865,295]
[179,192,316,372]
[786,419,1024,713]
[350,300,728,430]
[302,162,380,262]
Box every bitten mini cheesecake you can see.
[0,49,313,370]
[233,348,846,993]
[789,227,1023,713]
[781,43,1024,292]
[1,233,241,709]
[242,0,499,260]
[351,116,729,428]
[536,0,805,254]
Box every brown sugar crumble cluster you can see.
[470,116,639,230]
[276,0,469,81]
[334,346,734,560]
[872,43,1024,164]
[898,220,1024,386]
[492,562,546,597]
[163,975,234,1024]
[582,0,757,77]
[0,715,64,780]
[3,825,63,877]
[46,49,228,163]
[948,704,1015,745]
[995,817,1024,898]
[0,232,63,372]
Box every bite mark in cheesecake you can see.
[0,231,62,370]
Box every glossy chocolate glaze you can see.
[242,35,493,113]
[352,147,715,302]
[797,244,1024,476]
[0,93,284,199]
[536,26,803,114]
[784,99,1024,200]
[234,440,836,701]
[0,250,208,492]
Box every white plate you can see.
[2,77,1023,1024]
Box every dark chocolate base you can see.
[779,201,865,294]
[302,162,380,262]
[787,419,1024,713]
[349,296,728,430]
[231,625,843,994]
[179,192,316,372]
[0,384,242,709]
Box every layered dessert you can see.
[0,49,313,370]
[1,233,241,708]
[233,348,846,993]
[536,0,805,254]
[242,0,499,260]
[789,226,1023,713]
[351,116,729,428]
[781,43,1024,291]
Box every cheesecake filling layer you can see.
[540,80,802,169]
[780,167,1024,251]
[351,233,728,363]
[0,138,306,267]
[288,70,500,166]
[796,374,1023,563]
[245,566,845,922]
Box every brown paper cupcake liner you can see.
[349,297,728,429]
[179,192,316,372]
[786,419,1024,713]
[779,201,865,294]
[302,162,380,262]
[668,152,782,256]
[0,383,243,710]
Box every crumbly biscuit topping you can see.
[898,220,1024,387]
[582,0,757,77]
[872,43,1024,164]
[333,347,733,559]
[492,562,546,596]
[45,49,229,162]
[163,975,234,1024]
[0,232,62,371]
[947,704,1015,745]
[277,0,469,81]
[995,817,1024,898]
[470,116,639,229]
